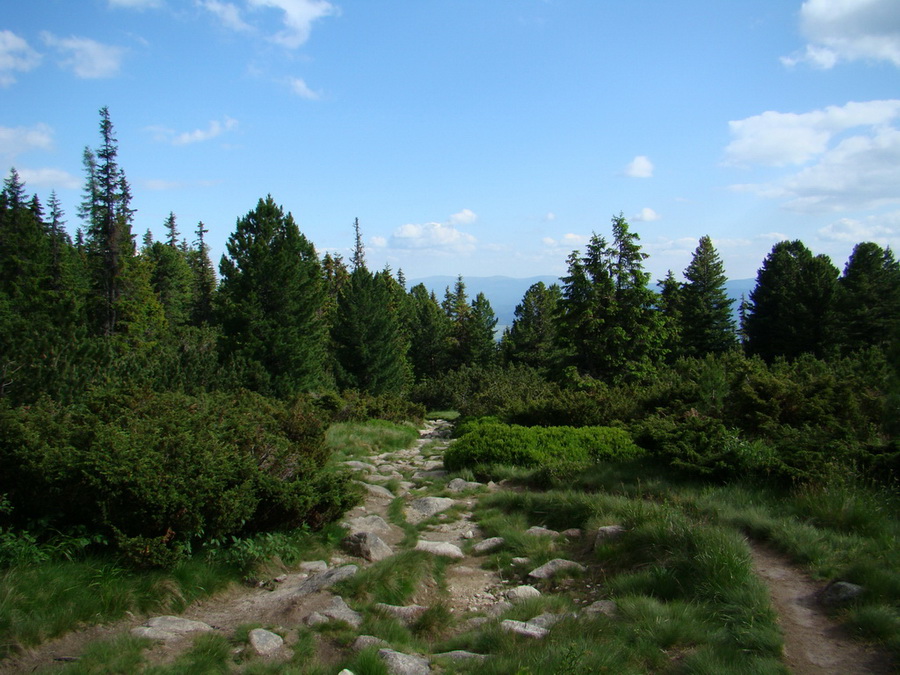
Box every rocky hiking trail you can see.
[3,420,895,674]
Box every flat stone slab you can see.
[353,635,390,651]
[584,600,617,616]
[415,540,464,559]
[298,560,329,574]
[525,526,559,537]
[413,469,448,481]
[131,615,213,640]
[358,482,395,500]
[434,650,487,662]
[406,497,455,523]
[344,460,378,473]
[446,477,482,492]
[472,537,505,554]
[306,596,362,628]
[527,612,570,629]
[248,628,284,656]
[528,558,586,580]
[506,585,541,603]
[500,619,548,639]
[343,514,392,536]
[343,531,393,562]
[374,603,427,625]
[378,648,431,675]
[294,564,358,595]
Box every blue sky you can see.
[2,0,899,282]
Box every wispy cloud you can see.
[818,213,900,242]
[389,222,477,254]
[0,123,53,160]
[782,0,900,69]
[288,76,320,99]
[41,32,125,78]
[246,0,338,48]
[200,0,254,33]
[624,155,654,178]
[148,117,239,145]
[0,30,42,86]
[18,167,79,189]
[107,0,163,8]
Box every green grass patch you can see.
[333,550,441,605]
[325,420,420,461]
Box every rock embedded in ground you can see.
[298,560,329,574]
[593,525,626,548]
[506,585,541,603]
[344,460,378,473]
[446,477,482,492]
[406,496,455,523]
[294,564,358,595]
[435,650,487,662]
[343,514,392,536]
[527,612,571,629]
[819,581,865,606]
[412,469,448,481]
[561,528,582,539]
[500,619,549,639]
[472,537,505,554]
[313,596,363,628]
[378,648,431,674]
[511,556,530,565]
[525,526,559,537]
[342,531,393,562]
[248,628,284,656]
[528,559,586,580]
[131,616,213,640]
[374,603,428,626]
[358,482,395,500]
[584,600,617,616]
[486,601,513,617]
[353,635,390,651]
[415,540,464,559]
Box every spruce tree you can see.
[145,213,194,329]
[502,281,562,373]
[468,292,498,367]
[188,221,217,326]
[217,196,327,395]
[744,240,839,361]
[407,283,451,380]
[657,270,684,361]
[680,235,736,357]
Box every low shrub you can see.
[444,421,642,472]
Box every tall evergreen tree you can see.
[144,212,194,329]
[743,240,839,361]
[468,292,498,367]
[188,221,217,326]
[680,235,736,357]
[657,270,684,361]
[833,242,900,354]
[407,283,451,380]
[502,281,562,373]
[217,196,327,395]
[442,275,472,369]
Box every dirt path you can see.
[749,543,894,675]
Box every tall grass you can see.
[325,420,420,460]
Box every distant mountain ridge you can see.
[409,275,757,330]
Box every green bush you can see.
[444,421,642,472]
[0,388,357,567]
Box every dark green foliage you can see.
[679,235,737,357]
[501,281,564,374]
[406,283,452,381]
[0,389,356,567]
[217,196,328,397]
[744,240,839,361]
[443,420,643,472]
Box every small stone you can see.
[486,601,513,617]
[593,525,626,548]
[511,556,530,565]
[561,528,582,539]
[506,585,541,603]
[342,531,393,562]
[412,469,448,480]
[528,559,586,580]
[374,603,428,626]
[415,540,464,559]
[526,612,569,629]
[525,526,558,537]
[294,565,358,595]
[344,460,378,473]
[472,537,505,554]
[406,497,455,523]
[358,482,395,500]
[378,648,431,675]
[305,612,328,626]
[820,581,865,606]
[465,616,489,629]
[298,560,329,574]
[248,628,283,656]
[446,477,482,492]
[337,670,355,675]
[353,635,389,651]
[435,650,487,661]
[500,619,548,639]
[584,600,617,616]
[320,596,363,627]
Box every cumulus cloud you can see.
[0,30,42,86]
[389,221,477,254]
[449,208,477,225]
[542,233,587,248]
[148,117,239,145]
[288,77,320,99]
[782,0,900,69]
[201,0,254,32]
[818,213,900,242]
[0,123,54,160]
[624,155,654,178]
[41,32,125,78]
[247,0,337,48]
[18,168,79,189]
[725,100,900,167]
[633,207,660,222]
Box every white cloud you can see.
[0,30,42,86]
[201,0,254,32]
[818,213,900,242]
[247,0,338,49]
[633,207,660,222]
[725,100,900,167]
[542,233,587,248]
[41,32,125,78]
[783,0,900,69]
[624,155,654,178]
[449,208,477,226]
[389,222,477,254]
[288,77,320,99]
[0,123,54,159]
[544,212,556,221]
[148,117,239,145]
[370,235,387,248]
[17,167,79,189]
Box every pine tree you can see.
[502,281,562,373]
[657,270,684,361]
[468,292,498,367]
[833,242,900,354]
[407,283,451,380]
[679,235,736,357]
[443,275,472,369]
[744,240,839,361]
[218,195,327,395]
[145,212,194,329]
[188,221,217,326]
